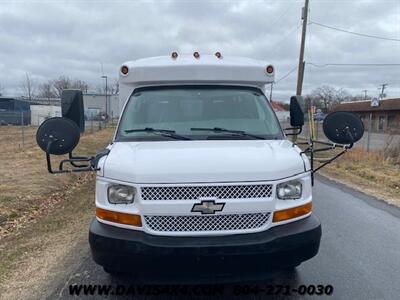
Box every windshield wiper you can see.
[124,127,191,140]
[190,127,265,140]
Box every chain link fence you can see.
[280,119,400,159]
[0,111,112,158]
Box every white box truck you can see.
[36,53,364,280]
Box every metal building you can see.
[0,97,31,125]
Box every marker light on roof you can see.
[266,65,274,74]
[171,52,178,59]
[215,52,222,59]
[121,65,129,75]
[193,52,200,59]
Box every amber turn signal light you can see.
[272,202,312,223]
[96,207,142,227]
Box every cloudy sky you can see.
[0,0,399,102]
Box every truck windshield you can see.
[116,86,283,141]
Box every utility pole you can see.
[379,83,387,99]
[362,90,368,100]
[296,0,309,96]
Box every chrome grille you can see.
[141,184,272,201]
[144,213,270,232]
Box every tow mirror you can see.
[323,111,364,145]
[36,117,99,174]
[289,96,305,127]
[36,94,109,174]
[297,110,364,186]
[36,117,80,155]
[61,90,85,133]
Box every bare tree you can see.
[111,79,119,94]
[53,76,89,96]
[21,72,35,100]
[309,86,335,112]
[334,88,351,104]
[38,80,56,100]
[0,82,4,96]
[52,76,71,97]
[72,80,89,93]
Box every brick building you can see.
[334,98,400,133]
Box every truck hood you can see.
[103,140,306,183]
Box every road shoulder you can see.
[316,173,400,219]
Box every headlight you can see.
[277,180,302,200]
[108,184,135,204]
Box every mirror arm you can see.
[312,149,348,174]
[45,153,98,174]
[44,145,110,174]
[44,139,99,174]
[59,156,94,171]
[46,152,56,174]
[68,152,92,168]
[45,139,58,174]
[345,129,355,149]
[285,126,303,136]
[301,136,354,181]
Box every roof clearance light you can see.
[121,65,129,75]
[266,65,274,74]
[171,51,178,59]
[193,51,200,59]
[215,52,222,59]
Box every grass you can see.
[0,125,114,298]
[0,126,114,237]
[0,176,96,299]
[316,147,400,207]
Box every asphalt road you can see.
[48,176,400,300]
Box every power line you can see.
[310,20,400,42]
[269,23,302,56]
[268,4,295,28]
[307,62,400,68]
[275,66,298,84]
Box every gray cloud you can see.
[0,0,399,101]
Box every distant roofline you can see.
[341,97,400,104]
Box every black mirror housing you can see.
[323,111,364,145]
[36,117,98,174]
[290,96,305,127]
[36,117,81,155]
[61,90,85,133]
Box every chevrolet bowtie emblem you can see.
[191,200,225,215]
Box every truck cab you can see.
[36,53,364,280]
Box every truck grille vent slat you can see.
[144,213,270,232]
[141,185,272,201]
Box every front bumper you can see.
[89,215,321,281]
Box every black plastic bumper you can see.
[89,215,321,280]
